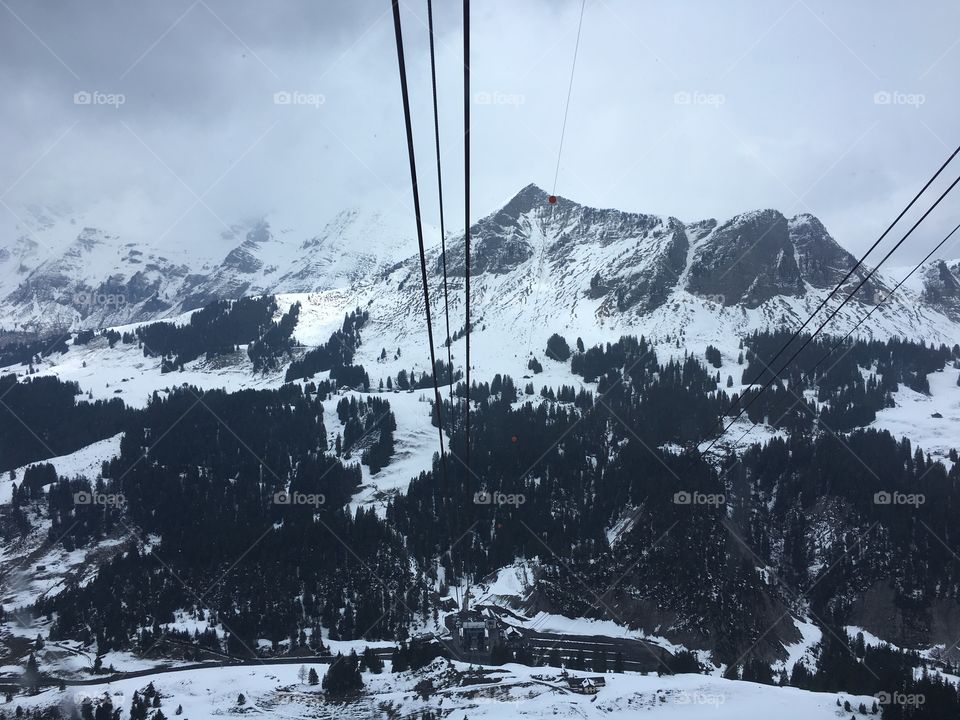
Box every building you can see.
[565,676,606,695]
[456,611,498,652]
[503,626,523,646]
[453,587,501,654]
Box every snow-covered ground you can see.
[465,563,824,673]
[341,388,449,516]
[16,333,286,409]
[777,620,822,676]
[844,625,898,651]
[1,271,959,696]
[0,527,129,628]
[1,432,123,504]
[6,659,880,720]
[843,624,953,666]
[871,366,960,466]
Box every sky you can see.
[1,0,959,264]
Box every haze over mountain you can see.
[3,1,960,264]
[4,184,959,347]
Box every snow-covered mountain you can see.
[4,186,960,707]
[3,184,959,368]
[919,258,960,320]
[347,184,959,382]
[0,203,423,332]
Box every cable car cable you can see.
[427,0,455,402]
[390,0,450,483]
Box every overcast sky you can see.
[1,0,959,263]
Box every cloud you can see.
[1,0,959,263]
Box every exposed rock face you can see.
[440,185,687,315]
[684,209,889,308]
[687,210,804,307]
[221,220,271,275]
[791,214,858,288]
[607,217,689,315]
[848,581,960,652]
[0,184,953,335]
[921,260,960,320]
[441,184,541,277]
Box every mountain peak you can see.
[727,208,786,227]
[518,182,546,194]
[790,212,826,229]
[920,259,960,320]
[242,219,272,247]
[499,183,552,218]
[687,208,802,307]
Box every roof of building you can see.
[565,676,607,688]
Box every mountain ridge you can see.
[2,185,959,349]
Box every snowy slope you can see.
[871,365,960,466]
[0,201,431,332]
[0,433,123,504]
[6,659,882,720]
[4,184,959,354]
[2,189,960,706]
[333,184,960,396]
